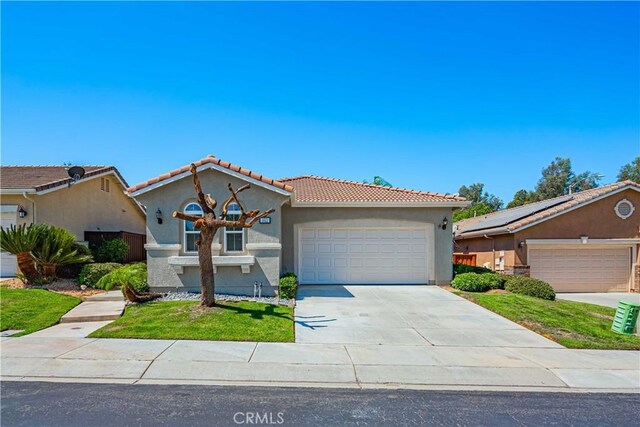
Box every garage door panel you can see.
[299,227,429,285]
[0,213,17,277]
[530,247,630,292]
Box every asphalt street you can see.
[1,381,639,426]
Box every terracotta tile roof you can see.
[127,155,294,194]
[456,180,640,237]
[0,165,125,192]
[280,175,467,204]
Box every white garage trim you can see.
[526,239,636,292]
[0,210,18,277]
[294,220,435,285]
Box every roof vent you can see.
[614,199,634,220]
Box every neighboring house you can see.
[454,181,640,293]
[128,155,469,295]
[0,165,146,277]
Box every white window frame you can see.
[224,202,244,253]
[183,202,203,253]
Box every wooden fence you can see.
[84,231,146,263]
[453,253,477,266]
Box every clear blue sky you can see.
[2,1,639,202]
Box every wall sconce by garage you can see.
[18,206,27,218]
[440,217,449,230]
[156,208,163,224]
[518,241,525,249]
[580,235,589,244]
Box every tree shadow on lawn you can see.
[214,301,293,322]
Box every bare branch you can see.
[173,211,199,222]
[220,183,251,218]
[190,163,214,214]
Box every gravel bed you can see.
[158,292,295,307]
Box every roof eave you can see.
[290,200,471,208]
[128,162,292,198]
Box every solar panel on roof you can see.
[460,195,573,233]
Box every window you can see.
[224,203,244,252]
[614,199,635,220]
[183,202,203,252]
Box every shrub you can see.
[32,225,93,278]
[94,238,129,263]
[279,273,298,299]
[96,263,148,292]
[78,262,122,287]
[453,263,493,276]
[57,244,92,278]
[504,275,556,301]
[451,272,506,292]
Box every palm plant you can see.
[32,225,92,278]
[0,224,46,282]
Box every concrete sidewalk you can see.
[1,335,638,392]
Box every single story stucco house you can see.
[454,180,640,293]
[0,165,146,277]
[127,155,469,295]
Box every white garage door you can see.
[529,247,630,292]
[0,212,17,277]
[298,227,429,285]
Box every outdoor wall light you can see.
[440,217,448,230]
[18,206,27,218]
[518,241,525,249]
[580,235,589,244]
[156,208,163,224]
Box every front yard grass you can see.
[0,287,81,336]
[90,300,294,342]
[457,292,640,350]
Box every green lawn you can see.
[90,300,295,342]
[0,287,81,336]
[458,292,640,350]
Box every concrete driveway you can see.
[295,285,560,347]
[557,293,640,309]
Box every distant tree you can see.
[454,183,503,222]
[457,183,503,211]
[453,202,494,222]
[617,157,640,183]
[506,157,602,207]
[363,176,393,187]
[506,189,537,208]
[534,157,600,199]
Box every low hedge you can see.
[95,263,148,292]
[451,272,506,292]
[453,263,493,276]
[279,273,298,299]
[78,262,122,287]
[504,275,556,301]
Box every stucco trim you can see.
[246,242,282,250]
[168,255,255,274]
[145,244,182,251]
[526,238,640,246]
[129,163,292,198]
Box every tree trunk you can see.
[42,264,57,278]
[198,221,217,307]
[16,252,38,282]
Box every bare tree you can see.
[173,164,274,307]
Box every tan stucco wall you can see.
[514,188,640,265]
[455,189,640,267]
[454,234,515,270]
[0,174,145,239]
[281,205,457,285]
[134,168,289,294]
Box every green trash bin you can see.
[611,301,640,335]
